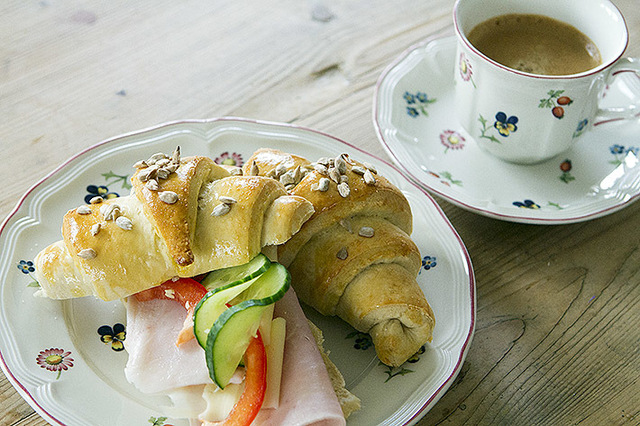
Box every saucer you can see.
[373,35,640,224]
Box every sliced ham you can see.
[123,288,346,425]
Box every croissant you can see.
[242,149,435,367]
[34,148,314,301]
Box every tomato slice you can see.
[134,278,208,345]
[221,332,267,426]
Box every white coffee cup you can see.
[453,0,640,164]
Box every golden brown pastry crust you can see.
[243,148,435,367]
[35,151,314,301]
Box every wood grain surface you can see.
[1,1,638,425]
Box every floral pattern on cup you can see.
[559,159,575,183]
[478,113,518,143]
[539,90,573,119]
[98,323,127,352]
[404,91,437,118]
[149,416,174,426]
[573,118,589,138]
[440,130,466,152]
[609,144,639,166]
[214,152,244,167]
[458,53,476,88]
[36,348,74,380]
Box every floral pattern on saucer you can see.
[374,35,640,223]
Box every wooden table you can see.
[1,1,638,424]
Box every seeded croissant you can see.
[34,148,314,301]
[242,149,435,367]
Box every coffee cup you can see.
[453,0,640,164]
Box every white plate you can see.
[374,35,640,224]
[0,118,475,426]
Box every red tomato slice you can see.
[221,332,267,426]
[134,278,208,345]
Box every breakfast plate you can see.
[0,118,475,426]
[374,35,640,224]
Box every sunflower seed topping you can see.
[328,167,341,184]
[156,158,171,168]
[133,160,148,169]
[228,167,243,176]
[358,226,375,238]
[156,168,171,180]
[90,223,101,236]
[212,203,231,216]
[339,219,352,233]
[159,191,179,204]
[280,171,296,186]
[336,247,348,260]
[363,162,377,174]
[363,169,376,185]
[76,205,92,215]
[78,248,97,260]
[145,179,159,191]
[148,152,168,164]
[250,161,260,176]
[340,175,349,184]
[89,196,103,204]
[115,216,133,231]
[314,163,328,175]
[275,164,288,177]
[171,146,181,164]
[351,165,366,175]
[315,177,330,192]
[337,182,350,198]
[100,204,121,221]
[335,155,347,174]
[219,196,237,205]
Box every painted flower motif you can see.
[149,416,174,426]
[36,348,74,379]
[404,91,437,118]
[440,130,466,152]
[17,260,35,274]
[459,53,476,88]
[17,260,39,287]
[609,144,640,166]
[494,112,519,137]
[214,152,244,167]
[85,185,119,204]
[403,92,417,104]
[610,144,625,155]
[98,323,126,352]
[420,256,437,273]
[513,199,540,209]
[559,159,575,183]
[407,345,426,363]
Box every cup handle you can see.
[594,57,640,125]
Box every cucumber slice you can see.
[193,276,258,349]
[201,253,271,291]
[205,263,290,388]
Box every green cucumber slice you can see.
[200,253,271,291]
[205,263,290,388]
[193,276,259,349]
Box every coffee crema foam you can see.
[467,13,602,76]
